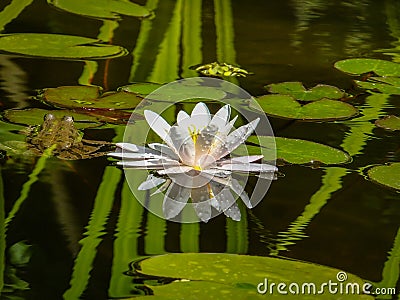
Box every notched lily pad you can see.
[375,115,400,131]
[3,108,101,129]
[118,82,162,96]
[40,86,142,109]
[367,163,400,191]
[48,0,151,20]
[266,82,345,101]
[0,33,128,59]
[253,94,357,121]
[334,58,400,76]
[133,253,373,300]
[246,136,351,165]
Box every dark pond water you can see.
[1,0,400,299]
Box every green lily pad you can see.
[253,95,357,121]
[334,58,400,76]
[367,163,400,191]
[48,0,151,20]
[3,108,101,129]
[134,253,373,299]
[355,77,400,95]
[375,115,400,131]
[0,33,128,59]
[147,84,226,103]
[245,136,351,165]
[40,86,142,109]
[266,82,345,101]
[118,82,162,96]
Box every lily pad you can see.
[134,253,373,299]
[266,82,345,101]
[48,0,151,20]
[246,136,351,165]
[0,33,128,59]
[253,95,357,121]
[118,82,162,96]
[375,115,400,131]
[3,108,101,129]
[355,77,400,95]
[334,58,400,76]
[40,86,142,109]
[367,163,400,191]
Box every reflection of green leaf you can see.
[0,33,127,59]
[375,115,400,131]
[9,241,31,266]
[119,82,162,96]
[266,82,344,101]
[135,253,373,300]
[367,163,400,191]
[47,0,151,20]
[334,58,400,76]
[246,136,351,165]
[41,86,142,109]
[254,95,357,121]
[4,108,101,129]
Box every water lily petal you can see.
[209,104,231,130]
[144,110,173,147]
[219,163,277,173]
[223,201,241,221]
[117,158,179,169]
[190,102,211,129]
[191,186,212,222]
[220,155,264,164]
[229,177,252,208]
[115,142,140,152]
[195,124,219,165]
[257,172,278,180]
[163,182,191,219]
[148,143,179,160]
[157,165,193,175]
[138,175,166,190]
[169,125,195,165]
[176,110,191,129]
[211,182,236,213]
[108,152,164,160]
[151,179,171,196]
[210,118,260,160]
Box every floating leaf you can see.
[334,58,400,76]
[3,108,101,129]
[355,77,400,95]
[245,136,351,165]
[147,84,226,102]
[41,86,142,109]
[48,0,151,20]
[118,82,162,96]
[375,115,400,131]
[0,33,128,59]
[134,253,373,300]
[253,95,357,121]
[367,163,400,191]
[266,82,345,101]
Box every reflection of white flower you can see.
[109,102,277,222]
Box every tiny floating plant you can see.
[191,62,251,77]
[109,102,277,222]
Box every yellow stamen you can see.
[193,165,202,171]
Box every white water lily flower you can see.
[109,102,277,222]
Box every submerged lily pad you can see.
[253,95,357,121]
[0,33,127,59]
[146,84,226,102]
[3,108,101,129]
[134,253,372,299]
[41,86,142,109]
[118,82,162,96]
[334,58,400,76]
[375,115,400,131]
[266,82,345,101]
[48,0,151,20]
[367,163,400,191]
[246,136,351,165]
